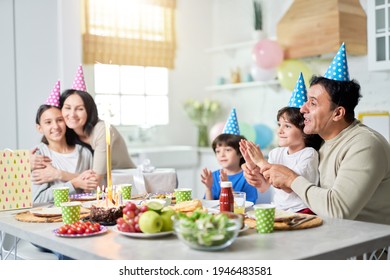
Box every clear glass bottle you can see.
[219,181,234,212]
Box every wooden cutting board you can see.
[14,207,90,223]
[245,214,323,231]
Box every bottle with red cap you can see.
[219,181,234,212]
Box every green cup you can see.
[253,204,275,233]
[60,201,81,224]
[53,186,69,207]
[120,184,132,200]
[174,188,192,204]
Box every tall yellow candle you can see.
[96,186,100,202]
[105,121,112,202]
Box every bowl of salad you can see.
[173,209,242,251]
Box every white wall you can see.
[0,0,81,150]
[0,0,17,148]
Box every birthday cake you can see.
[90,205,124,225]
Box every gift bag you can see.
[0,149,32,211]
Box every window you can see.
[94,64,169,126]
[82,0,175,126]
[82,0,176,68]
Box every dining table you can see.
[1,204,390,260]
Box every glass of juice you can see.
[233,192,246,214]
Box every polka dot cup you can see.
[253,204,275,233]
[60,201,81,224]
[174,188,192,204]
[52,186,69,207]
[119,184,132,200]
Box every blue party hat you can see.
[223,108,240,135]
[288,73,307,108]
[324,43,350,81]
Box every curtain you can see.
[82,0,176,69]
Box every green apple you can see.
[139,210,163,234]
[160,207,175,232]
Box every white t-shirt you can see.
[268,147,319,212]
[49,148,79,174]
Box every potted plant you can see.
[183,98,221,147]
[252,0,264,40]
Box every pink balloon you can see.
[209,121,226,143]
[252,39,284,69]
[250,63,277,81]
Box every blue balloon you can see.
[254,123,274,149]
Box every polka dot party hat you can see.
[72,64,87,91]
[222,108,240,135]
[324,42,350,82]
[288,72,307,108]
[45,80,61,107]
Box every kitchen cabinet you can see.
[368,0,390,71]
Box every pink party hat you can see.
[223,108,240,135]
[72,64,87,91]
[45,80,61,107]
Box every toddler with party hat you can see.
[240,73,323,213]
[200,108,260,204]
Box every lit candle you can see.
[96,186,100,202]
[101,189,105,207]
[105,121,112,202]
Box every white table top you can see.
[1,206,390,260]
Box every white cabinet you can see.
[368,0,390,71]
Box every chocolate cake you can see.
[90,205,124,225]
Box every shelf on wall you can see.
[205,40,257,53]
[205,80,279,92]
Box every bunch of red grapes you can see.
[116,201,148,232]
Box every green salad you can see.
[174,209,240,247]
